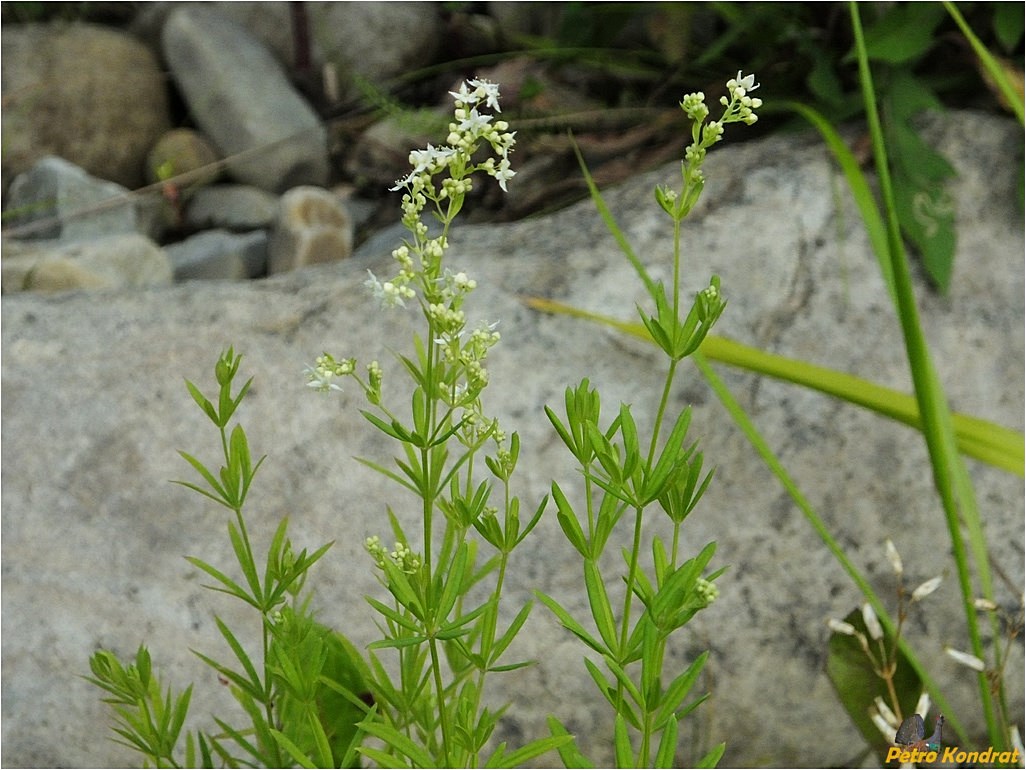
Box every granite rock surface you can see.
[2,111,1022,768]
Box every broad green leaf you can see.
[853,3,945,64]
[826,606,922,764]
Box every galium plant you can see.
[86,347,365,768]
[302,77,569,769]
[536,72,761,769]
[533,3,1022,759]
[85,73,762,768]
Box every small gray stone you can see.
[1,234,172,292]
[165,229,268,281]
[162,6,329,192]
[145,128,222,190]
[184,185,279,231]
[3,156,162,242]
[268,186,352,274]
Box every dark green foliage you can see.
[826,607,923,765]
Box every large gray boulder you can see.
[1,22,170,191]
[162,5,329,191]
[1,111,1021,768]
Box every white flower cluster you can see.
[365,535,422,575]
[666,72,762,212]
[721,71,763,126]
[304,353,355,393]
[305,81,511,431]
[390,78,516,195]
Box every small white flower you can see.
[728,70,760,95]
[874,696,899,727]
[973,597,999,611]
[827,618,857,636]
[303,364,343,393]
[491,156,515,192]
[913,693,933,720]
[365,270,413,309]
[885,539,904,576]
[449,81,473,104]
[467,77,501,112]
[945,647,986,671]
[911,575,943,601]
[457,107,493,135]
[862,603,883,641]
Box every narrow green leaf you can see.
[546,716,596,769]
[613,714,634,768]
[643,407,693,503]
[176,451,229,502]
[601,655,645,713]
[184,556,258,609]
[270,728,318,769]
[368,635,428,651]
[489,602,533,664]
[534,591,606,655]
[359,409,412,442]
[654,713,679,768]
[365,597,422,632]
[168,684,193,750]
[359,719,436,767]
[514,494,548,548]
[487,660,536,673]
[211,616,263,692]
[485,734,575,768]
[570,136,659,299]
[227,520,263,606]
[696,742,725,768]
[185,380,218,424]
[551,482,589,558]
[212,713,265,765]
[654,651,708,730]
[354,455,420,494]
[583,561,619,653]
[435,542,469,622]
[945,1,1024,124]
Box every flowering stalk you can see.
[541,73,761,768]
[305,80,563,767]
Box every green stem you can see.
[619,506,645,657]
[850,4,1001,750]
[428,636,453,765]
